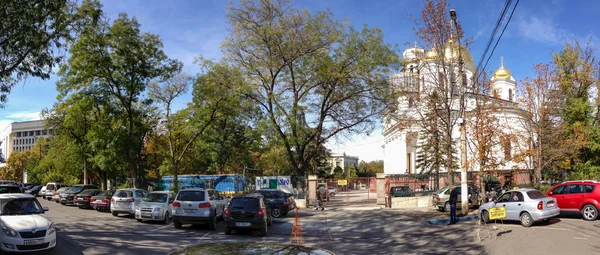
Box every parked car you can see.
[90,190,114,212]
[224,194,271,236]
[24,185,43,197]
[479,188,559,227]
[42,183,67,200]
[73,189,103,209]
[390,186,415,197]
[328,187,336,197]
[60,185,98,205]
[545,180,600,221]
[0,194,56,252]
[251,189,294,218]
[110,189,148,217]
[172,188,227,230]
[135,191,176,223]
[0,185,23,194]
[39,186,47,199]
[432,185,481,212]
[51,187,71,203]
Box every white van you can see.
[43,183,67,200]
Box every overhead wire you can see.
[479,0,520,79]
[475,0,512,74]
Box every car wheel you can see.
[582,204,598,221]
[137,219,142,222]
[209,215,217,230]
[55,200,59,203]
[443,202,450,212]
[224,227,231,235]
[163,212,170,224]
[60,202,66,206]
[112,211,118,217]
[174,220,182,229]
[271,208,282,218]
[330,192,335,198]
[480,210,490,224]
[520,212,533,227]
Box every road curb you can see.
[427,215,478,225]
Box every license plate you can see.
[547,202,555,207]
[142,213,152,217]
[236,222,251,227]
[77,198,84,200]
[24,239,44,245]
[184,209,196,213]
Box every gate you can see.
[385,174,435,207]
[315,177,377,207]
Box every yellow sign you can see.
[489,207,506,220]
[337,180,348,186]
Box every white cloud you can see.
[517,16,600,48]
[0,111,42,131]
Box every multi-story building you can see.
[328,152,359,174]
[383,40,531,185]
[0,120,52,165]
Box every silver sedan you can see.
[479,188,560,227]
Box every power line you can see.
[480,0,520,77]
[475,0,512,80]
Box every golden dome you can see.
[492,56,512,80]
[424,48,438,61]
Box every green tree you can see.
[0,0,95,105]
[332,166,344,179]
[57,9,181,188]
[221,0,399,177]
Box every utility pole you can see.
[450,9,469,214]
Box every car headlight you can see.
[48,223,55,235]
[153,207,161,212]
[1,222,18,238]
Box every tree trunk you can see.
[535,136,542,185]
[446,133,454,187]
[173,160,179,192]
[83,159,87,185]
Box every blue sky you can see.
[2,0,598,162]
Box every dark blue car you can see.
[251,189,295,218]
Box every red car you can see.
[546,180,600,221]
[90,190,114,212]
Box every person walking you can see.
[448,186,459,225]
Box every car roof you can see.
[179,188,205,192]
[561,180,599,184]
[115,188,143,191]
[0,194,34,199]
[150,191,173,194]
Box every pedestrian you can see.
[318,185,326,211]
[448,187,459,225]
[147,183,153,193]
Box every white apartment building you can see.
[0,120,52,165]
[328,152,359,174]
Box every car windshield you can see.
[114,190,133,198]
[143,193,168,203]
[46,184,55,190]
[69,186,84,193]
[79,190,97,196]
[436,187,449,194]
[1,198,44,215]
[98,190,113,197]
[230,197,259,212]
[177,191,205,201]
[57,187,69,193]
[0,186,22,193]
[527,190,546,199]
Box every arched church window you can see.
[408,97,415,108]
[438,72,445,87]
[508,89,513,101]
[462,73,467,87]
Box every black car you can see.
[0,185,23,194]
[390,186,415,197]
[73,189,102,209]
[251,189,294,218]
[60,184,98,205]
[25,185,43,196]
[224,194,272,236]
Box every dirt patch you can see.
[172,242,334,255]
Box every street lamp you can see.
[449,9,469,214]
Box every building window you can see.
[503,138,512,160]
[29,131,34,136]
[438,72,445,87]
[508,89,513,101]
[22,132,27,137]
[42,130,47,135]
[462,73,467,87]
[408,97,415,108]
[16,132,21,137]
[36,130,41,136]
[451,72,459,96]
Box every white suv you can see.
[110,189,148,216]
[172,189,227,230]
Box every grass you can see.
[171,242,333,255]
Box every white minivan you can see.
[110,189,148,216]
[0,194,56,252]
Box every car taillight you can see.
[103,198,110,203]
[284,202,289,206]
[224,208,232,217]
[199,202,211,208]
[257,208,265,217]
[84,196,91,200]
[537,201,543,210]
[74,196,78,199]
[173,202,181,207]
[127,198,134,203]
[91,198,96,201]
[436,198,440,201]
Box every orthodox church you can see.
[382,41,532,186]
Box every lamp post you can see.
[450,9,469,214]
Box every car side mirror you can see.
[42,206,49,212]
[548,192,553,196]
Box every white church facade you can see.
[382,41,533,186]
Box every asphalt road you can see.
[29,198,310,255]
